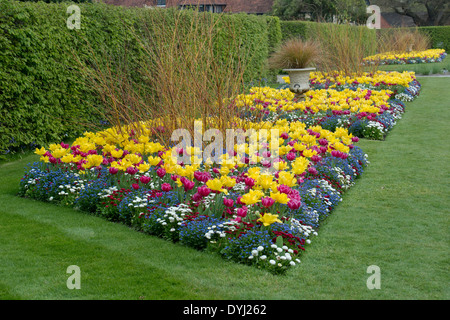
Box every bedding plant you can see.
[19,67,423,274]
[20,114,369,275]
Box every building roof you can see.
[101,0,274,14]
[381,12,417,28]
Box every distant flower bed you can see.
[238,84,409,140]
[363,49,447,65]
[282,70,421,102]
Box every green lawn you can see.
[377,56,449,75]
[0,78,449,300]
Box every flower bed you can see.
[20,118,369,275]
[308,71,421,102]
[363,49,447,65]
[237,85,407,140]
[19,67,424,274]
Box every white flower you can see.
[251,250,258,256]
[260,255,267,260]
[269,260,276,265]
[257,246,264,251]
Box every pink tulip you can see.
[161,183,172,192]
[132,183,140,190]
[277,184,291,194]
[286,152,296,161]
[287,199,301,210]
[183,180,195,192]
[244,177,255,187]
[156,168,166,178]
[261,197,275,208]
[319,146,328,154]
[197,186,211,197]
[223,198,234,207]
[109,167,119,175]
[140,176,151,184]
[191,192,202,202]
[237,207,247,218]
[126,166,138,175]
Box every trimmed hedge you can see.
[418,26,450,52]
[0,1,281,156]
[280,20,310,41]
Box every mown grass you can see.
[377,56,449,75]
[0,78,448,300]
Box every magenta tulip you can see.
[223,198,234,207]
[161,183,172,192]
[140,175,151,184]
[261,197,275,208]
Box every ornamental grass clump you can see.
[75,8,251,149]
[268,38,322,70]
[311,23,378,76]
[377,28,431,54]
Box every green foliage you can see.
[279,20,377,57]
[418,26,450,52]
[280,20,309,41]
[0,1,276,157]
[17,0,92,2]
[272,0,367,23]
[266,15,282,54]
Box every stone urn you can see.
[283,67,316,94]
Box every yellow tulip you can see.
[278,171,297,188]
[258,213,282,227]
[270,192,289,204]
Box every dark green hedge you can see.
[0,1,280,156]
[280,20,310,41]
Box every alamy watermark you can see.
[170,120,281,174]
[366,5,381,30]
[67,5,81,30]
[366,265,381,289]
[67,265,81,289]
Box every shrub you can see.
[0,1,275,157]
[418,26,450,52]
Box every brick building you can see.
[102,0,275,15]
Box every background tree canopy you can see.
[271,0,368,23]
[368,0,450,26]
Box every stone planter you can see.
[283,67,316,94]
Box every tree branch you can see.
[393,5,427,26]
